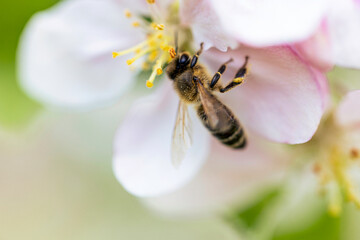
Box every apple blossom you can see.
[18,0,337,202]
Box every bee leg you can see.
[220,56,249,93]
[190,42,204,68]
[210,58,234,88]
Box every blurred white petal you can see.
[18,0,144,109]
[206,0,328,47]
[328,0,360,69]
[113,82,210,197]
[180,0,238,51]
[145,135,288,215]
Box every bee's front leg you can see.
[209,58,234,89]
[190,42,204,68]
[220,56,249,93]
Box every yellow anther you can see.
[145,53,167,88]
[313,163,322,174]
[152,23,165,30]
[350,148,359,159]
[112,52,119,59]
[155,24,165,30]
[146,0,155,4]
[146,81,154,88]
[124,9,132,18]
[132,21,140,27]
[157,34,163,39]
[168,47,176,58]
[126,58,135,65]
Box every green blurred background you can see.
[1,0,360,239]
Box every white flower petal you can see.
[202,46,327,144]
[144,135,288,215]
[18,0,144,109]
[113,82,210,197]
[207,0,328,47]
[293,22,334,72]
[328,0,360,69]
[180,0,238,51]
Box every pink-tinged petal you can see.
[144,135,288,215]
[293,22,334,72]
[328,0,360,69]
[206,0,328,47]
[202,46,328,144]
[335,90,360,128]
[180,0,238,51]
[113,82,210,197]
[18,0,144,109]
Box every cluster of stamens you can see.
[112,0,176,88]
[313,146,360,216]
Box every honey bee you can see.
[166,42,250,166]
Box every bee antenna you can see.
[174,31,179,54]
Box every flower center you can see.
[314,145,360,216]
[112,0,177,88]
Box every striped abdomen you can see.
[196,104,246,149]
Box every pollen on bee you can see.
[233,77,244,83]
[168,47,176,58]
[124,9,132,18]
[132,21,140,27]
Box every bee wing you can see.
[196,79,232,130]
[171,100,193,167]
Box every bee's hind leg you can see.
[220,56,249,93]
[209,58,234,89]
[190,42,204,68]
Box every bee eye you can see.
[179,54,190,65]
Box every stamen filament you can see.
[328,182,342,217]
[113,41,148,58]
[127,47,156,65]
[146,53,167,88]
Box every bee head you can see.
[166,52,191,80]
